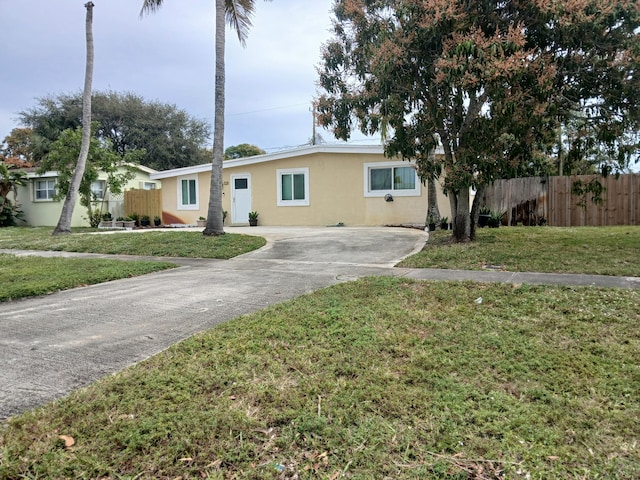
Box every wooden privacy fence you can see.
[124,188,162,220]
[483,174,640,227]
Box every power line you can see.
[227,102,310,117]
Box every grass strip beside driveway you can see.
[0,255,176,302]
[399,226,640,276]
[1,278,638,479]
[0,227,266,259]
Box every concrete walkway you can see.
[1,226,638,420]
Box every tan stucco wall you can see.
[16,168,160,227]
[157,171,213,225]
[158,151,454,227]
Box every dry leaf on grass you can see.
[58,435,75,447]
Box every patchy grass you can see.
[399,226,640,276]
[0,227,266,259]
[1,278,638,479]
[0,254,176,302]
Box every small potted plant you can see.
[197,216,207,227]
[478,206,491,228]
[128,212,139,227]
[154,215,162,227]
[140,214,151,227]
[248,211,259,226]
[122,216,136,229]
[439,216,449,230]
[427,215,436,231]
[98,212,113,228]
[488,211,504,228]
[115,216,126,228]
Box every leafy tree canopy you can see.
[1,128,34,163]
[39,124,143,226]
[20,91,212,171]
[317,0,639,241]
[224,143,266,159]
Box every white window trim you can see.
[276,167,310,207]
[177,175,199,210]
[363,161,421,197]
[33,178,57,202]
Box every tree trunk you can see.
[203,0,225,236]
[450,188,471,243]
[469,183,485,241]
[53,2,94,235]
[426,177,440,226]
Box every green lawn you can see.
[0,227,266,259]
[0,227,266,301]
[1,226,638,478]
[399,225,640,276]
[0,254,177,302]
[1,278,638,479]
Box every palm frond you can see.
[139,0,164,18]
[225,0,256,46]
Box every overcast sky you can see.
[0,0,380,155]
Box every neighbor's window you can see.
[142,182,156,190]
[277,168,309,206]
[34,179,56,201]
[364,162,420,197]
[90,180,106,200]
[178,176,198,210]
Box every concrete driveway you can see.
[0,226,427,420]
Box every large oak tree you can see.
[20,91,211,171]
[317,0,639,242]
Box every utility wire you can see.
[227,103,310,117]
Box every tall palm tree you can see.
[53,2,95,235]
[141,0,262,236]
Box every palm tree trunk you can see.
[203,0,225,236]
[53,2,94,235]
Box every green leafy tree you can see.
[141,0,270,237]
[224,143,266,159]
[0,163,27,226]
[317,0,639,242]
[1,128,34,163]
[41,126,140,227]
[20,91,211,171]
[53,1,95,235]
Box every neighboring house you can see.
[14,164,160,227]
[150,144,452,227]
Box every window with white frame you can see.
[142,182,156,190]
[34,179,56,201]
[277,168,309,206]
[90,180,106,200]
[178,176,198,210]
[364,162,420,197]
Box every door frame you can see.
[230,173,252,224]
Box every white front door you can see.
[231,174,252,224]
